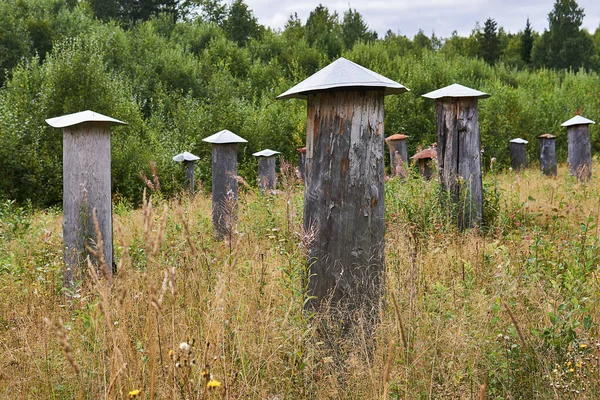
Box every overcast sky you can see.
[244,0,600,39]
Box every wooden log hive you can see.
[562,115,595,181]
[173,151,200,194]
[253,149,280,193]
[538,134,557,176]
[203,130,247,240]
[385,134,409,178]
[509,138,528,171]
[277,57,409,325]
[411,146,437,180]
[46,110,126,287]
[423,84,490,230]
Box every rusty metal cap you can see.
[411,147,438,160]
[45,110,127,128]
[385,134,409,141]
[561,115,595,127]
[422,83,490,100]
[538,133,557,139]
[203,129,248,144]
[277,57,409,100]
[297,147,307,154]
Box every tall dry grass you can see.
[1,164,600,398]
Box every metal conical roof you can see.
[561,115,595,127]
[509,138,528,144]
[45,110,127,128]
[253,149,280,157]
[276,57,409,100]
[202,129,248,144]
[173,151,200,162]
[422,83,490,100]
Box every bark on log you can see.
[63,122,113,286]
[184,160,195,194]
[297,148,306,181]
[211,144,238,240]
[568,125,592,181]
[304,90,385,324]
[436,97,483,229]
[509,143,527,170]
[387,139,408,178]
[257,156,277,193]
[539,137,557,176]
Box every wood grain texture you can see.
[436,97,483,229]
[211,144,238,239]
[509,142,527,170]
[539,138,557,176]
[567,125,592,181]
[63,122,113,286]
[304,90,385,323]
[257,156,277,193]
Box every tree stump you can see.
[538,134,557,176]
[253,149,280,193]
[423,84,489,230]
[278,57,409,327]
[562,115,595,181]
[203,130,247,240]
[385,134,409,178]
[509,138,528,171]
[46,111,126,287]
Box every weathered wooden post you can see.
[297,147,306,181]
[411,146,437,180]
[562,115,595,181]
[422,84,490,230]
[277,57,409,324]
[45,110,126,287]
[509,138,528,171]
[173,151,200,194]
[385,134,409,178]
[538,134,557,176]
[203,130,247,239]
[253,149,280,193]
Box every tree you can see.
[223,0,262,46]
[543,0,594,70]
[341,8,376,50]
[198,0,227,25]
[521,18,534,64]
[89,0,180,25]
[480,18,500,64]
[305,4,343,59]
[413,29,433,51]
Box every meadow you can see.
[1,162,600,399]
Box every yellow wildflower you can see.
[569,368,575,373]
[128,389,141,398]
[579,343,588,349]
[207,379,222,388]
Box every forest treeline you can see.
[1,0,599,206]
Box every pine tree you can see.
[521,18,534,64]
[480,18,500,65]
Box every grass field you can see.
[1,164,600,399]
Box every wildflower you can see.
[179,342,190,352]
[579,343,588,349]
[569,368,575,373]
[207,379,221,388]
[128,389,141,398]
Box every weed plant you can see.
[1,165,600,398]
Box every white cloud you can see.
[244,0,600,38]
